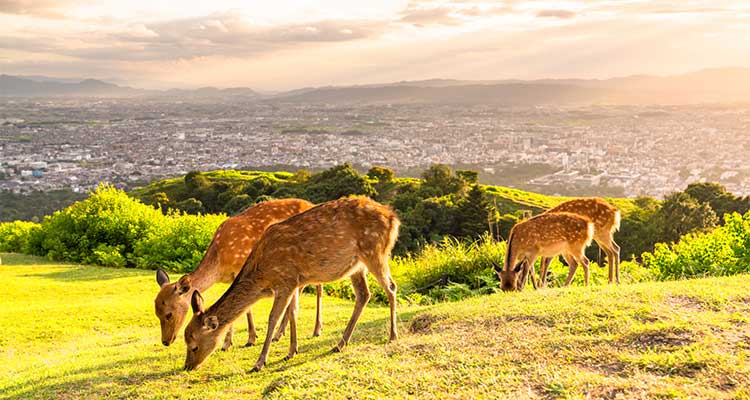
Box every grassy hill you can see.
[130,169,637,215]
[3,253,748,399]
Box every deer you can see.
[494,211,594,292]
[154,198,324,350]
[183,197,400,372]
[533,198,622,287]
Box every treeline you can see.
[0,190,85,222]
[2,166,750,304]
[136,164,518,255]
[134,164,750,259]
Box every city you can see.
[2,97,749,198]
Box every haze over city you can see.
[2,0,750,90]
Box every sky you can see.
[1,0,750,91]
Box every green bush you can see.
[643,212,750,279]
[133,212,227,272]
[0,220,40,253]
[28,184,164,265]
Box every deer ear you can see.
[203,315,219,331]
[513,261,524,273]
[490,260,502,273]
[191,290,204,314]
[156,269,170,287]
[177,275,192,296]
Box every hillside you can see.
[2,253,748,399]
[129,169,636,215]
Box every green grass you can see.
[3,253,749,399]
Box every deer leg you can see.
[538,257,553,288]
[378,261,399,342]
[284,290,299,361]
[251,288,294,373]
[221,322,234,351]
[335,269,371,352]
[580,255,591,286]
[272,292,293,343]
[244,309,257,347]
[563,254,579,286]
[611,240,621,284]
[518,260,531,290]
[527,257,539,290]
[313,284,323,337]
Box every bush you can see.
[643,212,750,280]
[0,221,40,253]
[29,184,164,265]
[133,212,227,273]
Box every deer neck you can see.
[208,277,267,327]
[187,250,224,292]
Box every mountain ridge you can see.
[2,67,749,104]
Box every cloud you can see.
[0,0,73,18]
[535,9,576,19]
[399,7,461,26]
[1,12,387,62]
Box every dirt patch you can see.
[663,295,709,312]
[633,312,660,323]
[405,343,436,357]
[408,313,447,334]
[624,327,697,350]
[586,387,629,400]
[475,314,557,329]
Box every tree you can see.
[151,192,170,213]
[291,169,311,184]
[224,194,252,215]
[456,170,479,185]
[656,192,718,244]
[684,182,750,218]
[184,170,209,192]
[367,166,395,182]
[455,185,490,238]
[303,164,377,203]
[421,164,465,196]
[175,198,204,214]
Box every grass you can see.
[3,252,750,399]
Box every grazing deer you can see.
[183,197,400,372]
[536,198,622,286]
[494,212,594,291]
[154,198,323,350]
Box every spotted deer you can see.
[183,197,400,372]
[536,198,622,286]
[154,198,323,350]
[494,212,594,291]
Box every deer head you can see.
[494,259,526,292]
[154,270,192,346]
[183,290,223,371]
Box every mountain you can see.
[271,67,750,105]
[0,75,258,99]
[2,67,750,104]
[270,83,612,105]
[0,75,143,97]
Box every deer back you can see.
[198,198,315,282]
[237,197,400,287]
[547,197,620,235]
[508,212,594,260]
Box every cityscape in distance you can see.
[2,69,750,199]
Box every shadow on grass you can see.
[3,354,177,400]
[0,253,54,266]
[25,265,146,282]
[204,307,425,382]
